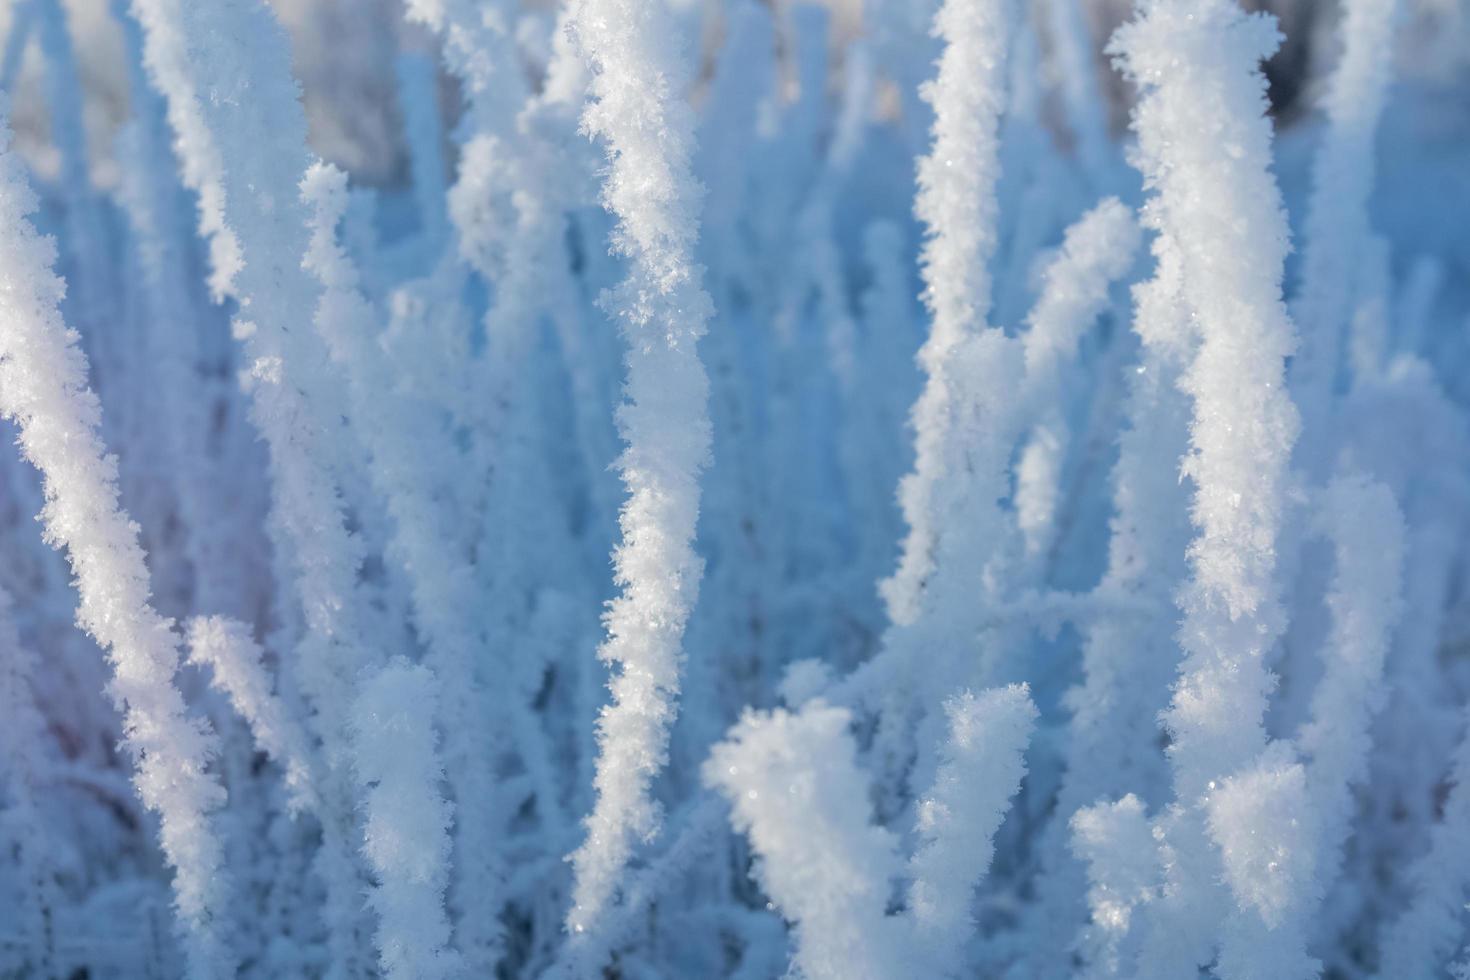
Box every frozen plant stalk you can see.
[0,101,234,979]
[1111,0,1299,824]
[351,660,461,980]
[1109,0,1306,974]
[706,701,909,980]
[908,685,1037,974]
[1290,0,1401,457]
[564,0,716,936]
[187,615,316,814]
[882,0,1013,627]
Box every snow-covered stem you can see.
[1013,196,1140,569]
[1070,795,1155,977]
[883,0,1013,624]
[350,660,461,980]
[1111,0,1299,805]
[112,1,237,619]
[1109,0,1304,973]
[1379,710,1470,976]
[403,0,527,282]
[1020,197,1140,393]
[1296,476,1405,886]
[908,685,1037,974]
[543,797,729,979]
[1289,0,1400,466]
[1034,195,1193,979]
[1204,747,1321,979]
[706,702,910,980]
[1049,115,1194,842]
[562,0,715,934]
[870,133,1133,800]
[1014,419,1067,566]
[0,103,233,978]
[124,1,380,717]
[187,616,316,814]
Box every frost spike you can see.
[1107,0,1305,973]
[563,0,716,937]
[908,685,1037,974]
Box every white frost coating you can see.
[1020,197,1140,390]
[0,103,233,979]
[1111,0,1299,804]
[1069,795,1156,977]
[1297,476,1404,884]
[1110,3,1301,974]
[124,2,240,301]
[350,660,462,980]
[1015,421,1065,563]
[127,2,383,969]
[1204,749,1321,979]
[705,702,909,980]
[1013,197,1139,567]
[1289,0,1400,466]
[1055,241,1191,819]
[563,0,714,935]
[865,136,1137,796]
[1046,202,1192,936]
[187,616,315,814]
[908,685,1037,974]
[402,0,525,286]
[883,0,1012,624]
[113,8,237,621]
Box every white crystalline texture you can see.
[1111,0,1300,802]
[351,660,461,980]
[187,615,315,813]
[908,684,1037,968]
[2,0,1468,974]
[0,102,233,978]
[1021,196,1141,385]
[1205,754,1320,931]
[883,0,1011,626]
[1070,794,1156,939]
[705,701,910,980]
[564,0,715,936]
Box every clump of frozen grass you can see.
[0,0,1466,975]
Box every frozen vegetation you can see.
[0,0,1468,976]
